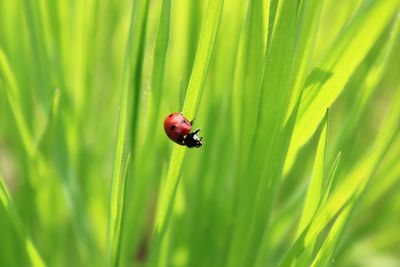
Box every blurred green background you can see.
[0,0,399,266]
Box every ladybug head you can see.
[183,128,203,148]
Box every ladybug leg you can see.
[190,119,195,126]
[193,128,201,134]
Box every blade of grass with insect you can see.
[0,173,46,267]
[150,0,224,262]
[1,0,400,266]
[284,0,400,173]
[152,0,224,239]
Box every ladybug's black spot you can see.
[170,125,176,131]
[168,114,173,117]
[181,120,186,124]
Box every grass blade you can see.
[0,173,46,267]
[296,110,329,236]
[106,0,143,264]
[310,204,352,267]
[0,49,36,158]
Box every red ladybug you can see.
[164,112,203,148]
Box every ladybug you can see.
[164,112,203,148]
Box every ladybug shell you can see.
[164,112,192,145]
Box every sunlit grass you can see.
[0,0,399,266]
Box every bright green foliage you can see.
[0,0,400,266]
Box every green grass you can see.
[0,0,400,266]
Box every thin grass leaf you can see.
[296,110,329,236]
[106,0,140,264]
[310,204,352,267]
[0,174,46,267]
[0,49,36,158]
[284,0,323,124]
[229,1,267,261]
[321,151,342,204]
[119,0,170,264]
[37,89,61,149]
[150,0,171,117]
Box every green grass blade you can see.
[284,0,323,124]
[285,0,400,172]
[310,204,352,267]
[37,89,61,150]
[106,0,139,265]
[0,49,36,158]
[119,0,170,263]
[296,110,328,236]
[150,0,171,118]
[321,151,342,204]
[180,0,224,119]
[0,174,46,267]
